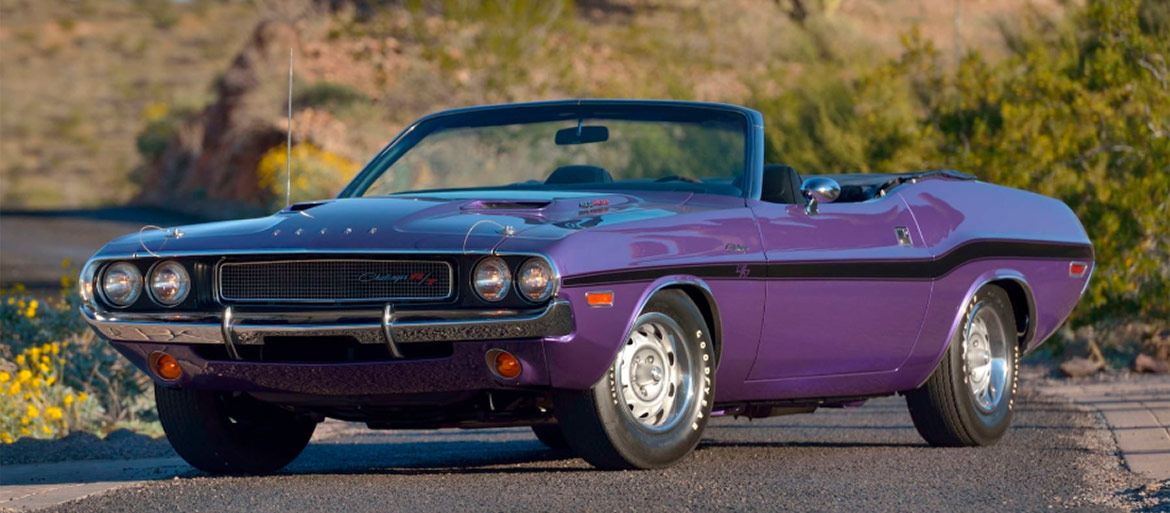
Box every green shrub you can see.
[753,0,1169,328]
[295,81,370,109]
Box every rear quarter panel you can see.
[896,178,1093,384]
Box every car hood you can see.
[96,191,709,257]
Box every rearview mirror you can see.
[555,125,609,145]
[801,177,841,215]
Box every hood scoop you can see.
[281,200,331,213]
[462,200,552,211]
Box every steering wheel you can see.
[654,175,702,184]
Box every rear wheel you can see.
[156,384,316,475]
[906,285,1019,446]
[553,290,715,469]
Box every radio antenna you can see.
[286,48,293,208]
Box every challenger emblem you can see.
[357,272,438,286]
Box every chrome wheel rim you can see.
[614,313,695,432]
[964,303,1010,413]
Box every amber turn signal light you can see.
[152,353,182,380]
[490,350,522,379]
[586,291,614,307]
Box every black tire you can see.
[906,285,1020,446]
[156,384,316,474]
[531,424,571,450]
[553,290,715,470]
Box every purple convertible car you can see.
[80,100,1094,473]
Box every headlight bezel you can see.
[516,257,556,302]
[472,256,513,302]
[100,261,144,308]
[147,260,192,307]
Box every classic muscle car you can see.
[80,100,1094,473]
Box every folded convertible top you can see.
[814,170,975,202]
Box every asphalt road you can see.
[42,391,1148,513]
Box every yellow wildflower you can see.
[46,407,62,420]
[30,299,38,309]
[9,383,20,395]
[30,348,40,361]
[46,376,55,386]
[41,355,50,364]
[58,359,65,365]
[6,297,13,305]
[39,363,50,374]
[62,258,72,268]
[16,355,25,365]
[78,392,88,402]
[51,343,60,355]
[32,378,42,388]
[20,417,29,425]
[61,275,73,288]
[17,300,25,308]
[27,405,39,418]
[19,427,29,436]
[1,432,12,444]
[42,425,52,435]
[64,394,74,405]
[0,371,9,383]
[41,343,51,353]
[17,370,31,382]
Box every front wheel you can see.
[905,285,1019,446]
[553,290,715,469]
[156,384,317,474]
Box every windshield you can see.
[342,104,750,198]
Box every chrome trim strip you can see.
[217,258,454,303]
[82,301,574,346]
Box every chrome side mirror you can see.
[800,177,841,215]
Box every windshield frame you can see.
[339,100,764,200]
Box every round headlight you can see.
[102,262,142,307]
[517,258,555,302]
[473,257,512,302]
[149,261,191,306]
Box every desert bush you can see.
[0,342,102,443]
[0,267,157,443]
[256,142,360,210]
[295,81,370,109]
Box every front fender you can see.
[546,275,718,390]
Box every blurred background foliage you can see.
[0,0,1167,441]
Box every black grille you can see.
[218,259,453,303]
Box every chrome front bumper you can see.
[82,301,574,360]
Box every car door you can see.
[747,193,933,380]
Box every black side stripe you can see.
[560,239,1093,287]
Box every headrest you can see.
[761,164,804,204]
[546,165,614,185]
